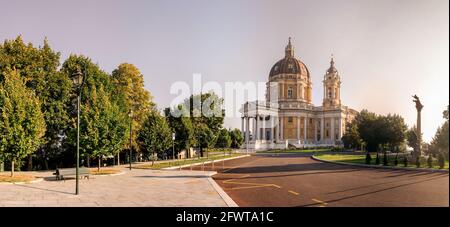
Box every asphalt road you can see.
[185,153,449,207]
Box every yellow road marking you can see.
[288,190,299,196]
[312,198,328,206]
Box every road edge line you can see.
[161,154,250,170]
[206,172,239,207]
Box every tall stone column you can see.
[304,116,307,143]
[245,117,250,148]
[271,116,275,142]
[280,117,284,141]
[320,117,324,144]
[330,117,335,145]
[413,95,424,157]
[255,116,259,141]
[297,116,301,141]
[241,117,245,137]
[261,115,266,141]
[314,118,318,142]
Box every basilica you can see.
[240,38,358,150]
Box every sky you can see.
[0,0,448,142]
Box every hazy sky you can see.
[1,0,448,142]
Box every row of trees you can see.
[342,107,449,161]
[0,36,244,175]
[342,109,408,152]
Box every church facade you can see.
[240,38,358,150]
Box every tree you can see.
[138,111,172,165]
[380,114,407,151]
[341,120,361,149]
[356,110,380,152]
[406,126,419,153]
[61,55,128,169]
[429,105,449,160]
[0,70,46,176]
[229,128,244,149]
[186,93,224,157]
[0,36,71,170]
[216,129,231,148]
[164,106,195,158]
[112,63,154,159]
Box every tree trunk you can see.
[44,158,49,170]
[98,157,101,172]
[10,159,15,177]
[200,146,204,157]
[87,156,90,168]
[117,153,120,166]
[28,154,33,171]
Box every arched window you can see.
[328,87,332,99]
[287,87,293,98]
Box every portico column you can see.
[252,117,256,141]
[338,115,342,141]
[255,116,259,141]
[304,116,307,143]
[331,117,335,145]
[320,117,324,144]
[280,117,284,140]
[314,118,318,142]
[261,115,266,140]
[271,116,275,142]
[245,117,250,147]
[241,117,245,137]
[297,116,301,141]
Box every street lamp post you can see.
[172,132,176,160]
[71,68,85,195]
[129,110,133,170]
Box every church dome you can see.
[269,38,310,78]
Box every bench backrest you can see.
[58,167,90,175]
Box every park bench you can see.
[53,167,90,181]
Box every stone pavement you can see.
[0,168,228,207]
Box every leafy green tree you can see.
[229,128,244,149]
[61,55,128,169]
[164,106,195,158]
[138,111,172,165]
[341,120,361,149]
[185,93,224,157]
[0,70,46,176]
[111,63,154,158]
[429,105,449,159]
[380,114,407,151]
[356,110,380,152]
[216,129,231,148]
[406,126,419,152]
[0,36,71,169]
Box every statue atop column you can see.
[412,95,423,157]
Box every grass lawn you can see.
[89,168,122,175]
[257,148,332,153]
[315,154,449,170]
[134,153,246,170]
[0,173,36,183]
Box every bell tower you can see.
[322,56,341,109]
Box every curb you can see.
[204,172,239,207]
[311,155,449,173]
[0,177,44,185]
[162,155,250,170]
[92,170,126,177]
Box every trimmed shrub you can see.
[415,156,421,168]
[403,156,408,167]
[365,152,372,164]
[383,152,388,166]
[427,155,433,168]
[375,153,380,165]
[438,153,445,169]
[394,154,398,166]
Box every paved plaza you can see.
[0,168,230,207]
